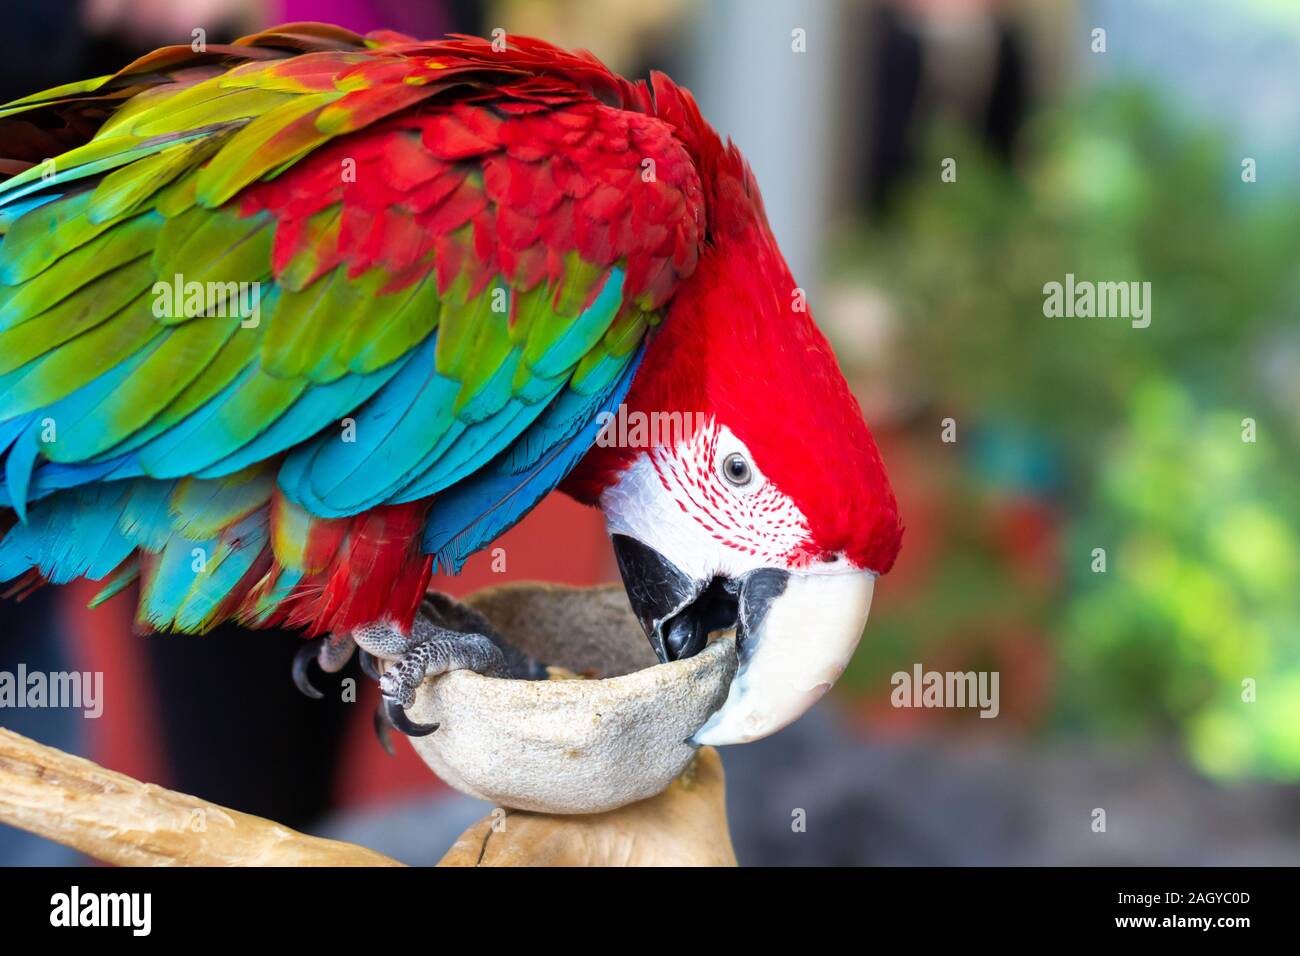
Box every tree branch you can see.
[0,727,402,866]
[0,727,736,866]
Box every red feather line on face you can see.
[661,225,903,575]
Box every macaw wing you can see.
[0,26,704,633]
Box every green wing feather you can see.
[0,24,699,575]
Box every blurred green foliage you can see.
[842,87,1300,779]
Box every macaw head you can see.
[565,138,902,746]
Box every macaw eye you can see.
[722,452,752,486]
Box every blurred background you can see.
[2,0,1298,865]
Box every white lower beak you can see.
[692,569,875,746]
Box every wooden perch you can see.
[438,746,737,866]
[0,727,737,866]
[0,727,401,866]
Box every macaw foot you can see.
[353,592,547,755]
[358,649,383,681]
[292,633,357,700]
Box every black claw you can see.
[381,696,439,737]
[359,650,382,681]
[373,703,397,757]
[292,638,326,700]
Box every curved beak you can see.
[611,534,876,746]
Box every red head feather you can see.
[568,74,903,575]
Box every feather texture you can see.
[0,23,708,634]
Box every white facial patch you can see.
[600,419,811,582]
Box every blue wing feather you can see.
[422,343,644,572]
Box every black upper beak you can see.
[611,534,741,663]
